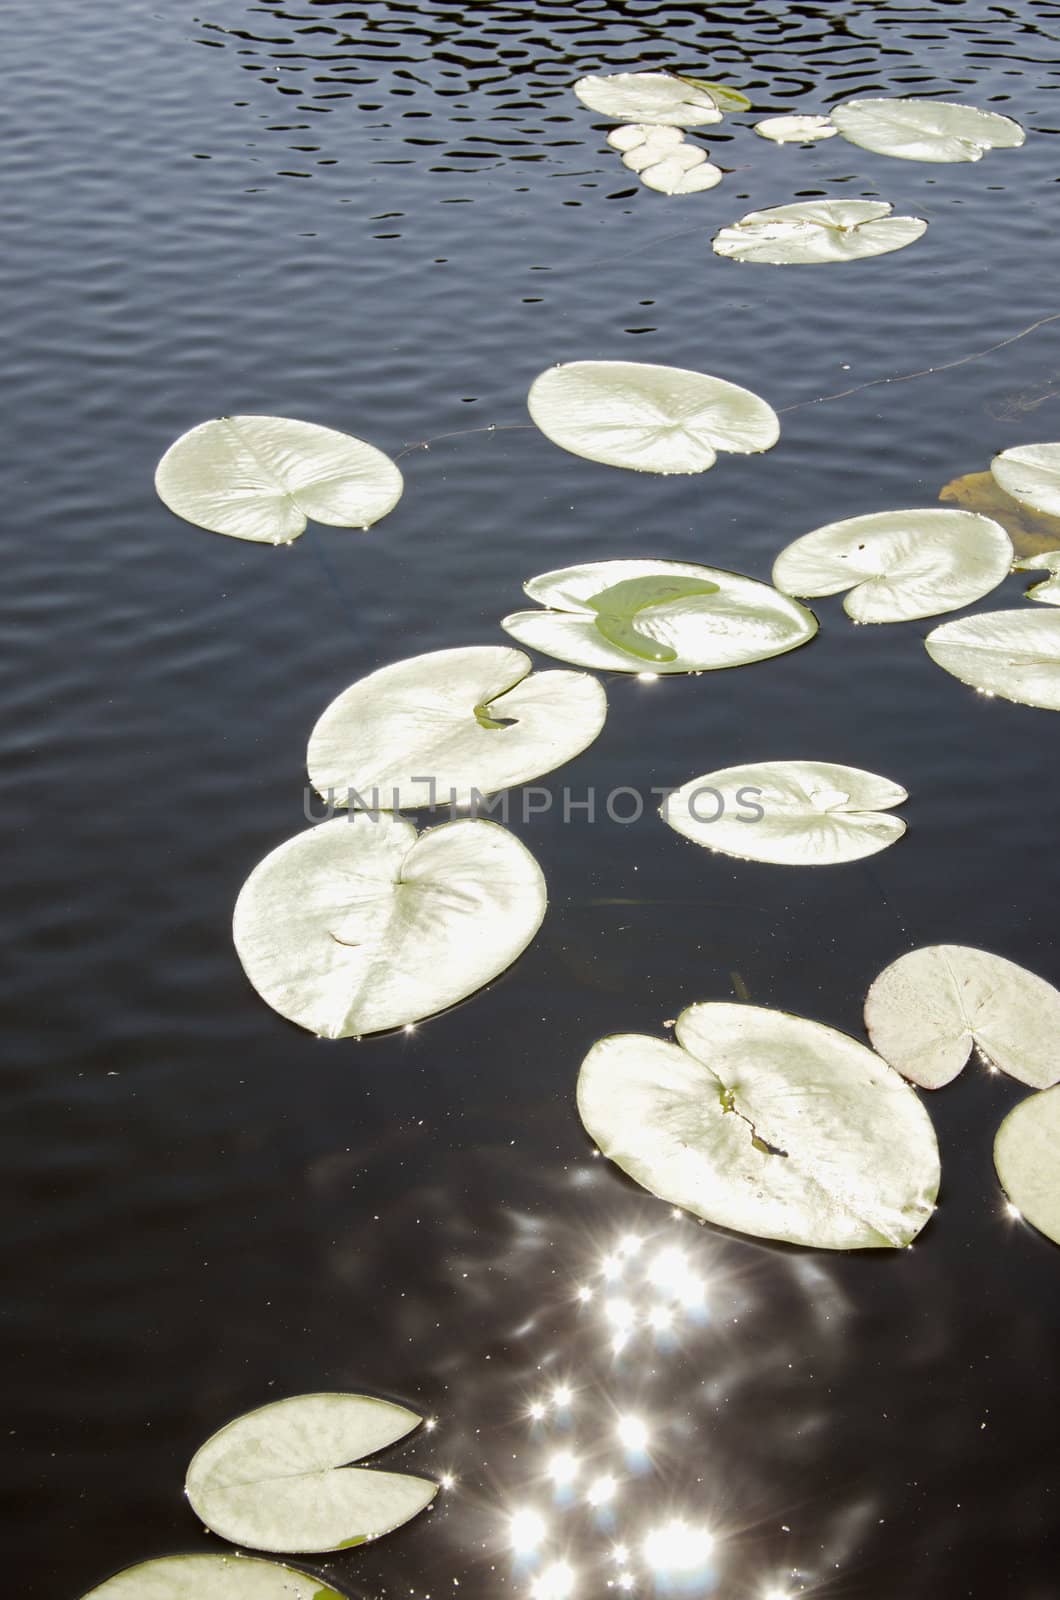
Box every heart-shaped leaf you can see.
[713,199,927,264]
[233,815,546,1038]
[501,558,817,672]
[185,1393,435,1554]
[306,646,607,811]
[925,609,1060,710]
[995,1087,1060,1247]
[80,1555,347,1600]
[772,507,1013,622]
[574,71,724,126]
[663,760,907,865]
[865,946,1060,1089]
[577,1003,940,1249]
[754,114,837,143]
[832,97,1025,162]
[155,416,403,544]
[991,443,1060,519]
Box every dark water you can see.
[5,1,1060,1596]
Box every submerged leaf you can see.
[663,760,907,866]
[925,609,1060,710]
[772,507,1013,622]
[577,1003,940,1249]
[307,646,607,810]
[995,1087,1060,1247]
[155,416,403,543]
[939,468,1060,558]
[527,359,779,475]
[1014,551,1060,605]
[754,114,837,143]
[233,815,546,1038]
[186,1393,435,1554]
[865,946,1060,1090]
[574,71,723,126]
[991,443,1060,519]
[713,198,927,264]
[832,96,1025,163]
[79,1555,347,1600]
[501,558,817,673]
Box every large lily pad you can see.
[155,416,403,543]
[233,815,546,1038]
[577,1003,940,1249]
[186,1393,436,1553]
[712,199,927,264]
[574,71,723,126]
[772,507,1013,622]
[527,360,779,475]
[995,1087,1060,1246]
[80,1555,347,1600]
[991,443,1060,519]
[865,946,1060,1090]
[925,609,1060,710]
[307,646,607,811]
[501,558,817,673]
[832,97,1025,163]
[754,114,837,143]
[663,760,907,866]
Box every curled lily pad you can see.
[925,609,1060,710]
[233,815,546,1038]
[663,760,907,866]
[574,71,723,126]
[865,946,1060,1091]
[155,416,403,543]
[754,114,837,143]
[79,1555,347,1600]
[577,1003,940,1249]
[713,199,927,264]
[307,646,607,811]
[1014,551,1060,605]
[832,97,1025,163]
[991,443,1060,519]
[186,1393,436,1553]
[772,507,1013,622]
[501,558,817,673]
[527,360,779,475]
[674,74,751,113]
[995,1087,1060,1246]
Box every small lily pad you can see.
[925,609,1060,710]
[995,1087,1060,1247]
[79,1555,348,1600]
[574,71,724,126]
[832,96,1025,162]
[1014,551,1060,605]
[754,114,837,143]
[991,443,1060,519]
[713,199,927,264]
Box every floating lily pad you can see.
[754,114,837,143]
[865,946,1060,1090]
[233,815,546,1038]
[995,1087,1060,1246]
[307,646,607,811]
[527,360,779,474]
[186,1393,436,1554]
[501,558,817,673]
[1014,551,1060,605]
[80,1555,347,1600]
[991,443,1060,519]
[832,96,1025,163]
[663,760,907,866]
[155,416,403,543]
[713,199,927,264]
[640,147,723,194]
[925,609,1060,710]
[939,469,1060,559]
[574,71,723,126]
[609,123,684,166]
[577,1003,940,1249]
[772,507,1013,622]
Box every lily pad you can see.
[991,443,1060,519]
[80,1555,347,1600]
[574,71,723,126]
[155,416,403,543]
[186,1393,436,1554]
[527,360,779,475]
[925,609,1060,710]
[832,97,1025,163]
[772,507,1013,622]
[608,123,683,165]
[995,1087,1060,1247]
[663,760,907,866]
[640,147,723,195]
[307,646,607,811]
[754,114,837,143]
[1014,551,1060,605]
[865,946,1060,1090]
[577,1003,940,1249]
[939,468,1060,559]
[674,74,751,113]
[501,558,817,673]
[233,815,546,1038]
[713,199,927,264]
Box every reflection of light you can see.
[646,1246,704,1310]
[440,1472,456,1490]
[642,1520,715,1572]
[617,1574,635,1592]
[576,1286,592,1303]
[611,1545,629,1565]
[637,672,659,682]
[619,1234,643,1258]
[528,1401,547,1422]
[616,1415,649,1452]
[510,1507,547,1553]
[587,1474,617,1507]
[601,1254,624,1282]
[762,1588,791,1600]
[1006,1203,1023,1220]
[605,1298,636,1331]
[649,1305,673,1332]
[552,1384,573,1408]
[403,1024,416,1034]
[548,1451,579,1486]
[533,1562,575,1600]
[424,1417,437,1432]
